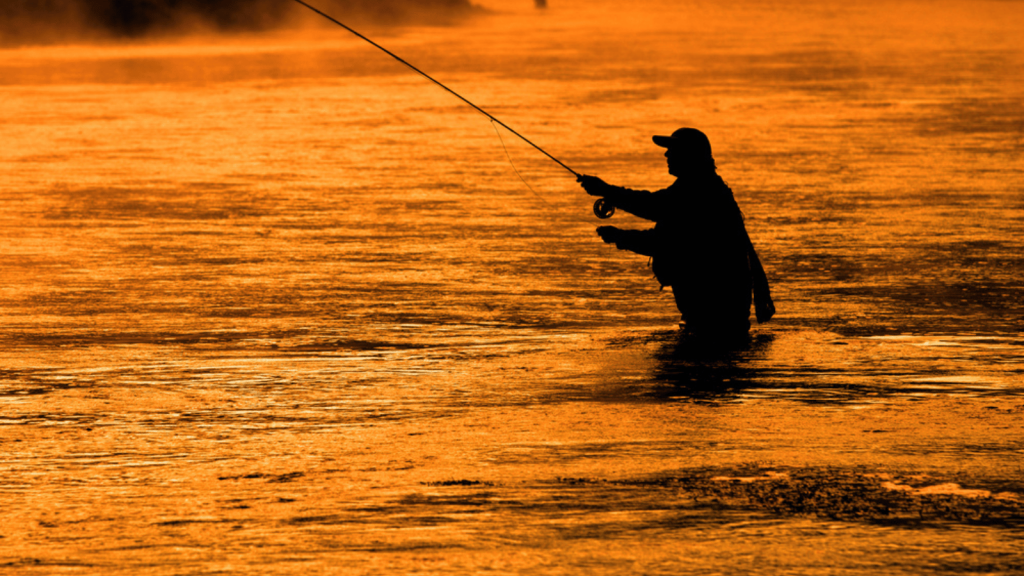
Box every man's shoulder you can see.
[655,179,684,194]
[651,180,690,208]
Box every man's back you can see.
[652,179,752,334]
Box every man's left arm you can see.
[596,226,657,257]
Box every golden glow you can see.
[1,0,1023,572]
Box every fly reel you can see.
[593,198,615,219]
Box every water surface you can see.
[1,0,1023,573]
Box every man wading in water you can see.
[577,127,774,339]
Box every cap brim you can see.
[652,135,675,148]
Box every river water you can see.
[2,0,1023,573]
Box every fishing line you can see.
[290,0,615,220]
[490,120,596,225]
[290,0,577,175]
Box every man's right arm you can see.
[577,175,662,221]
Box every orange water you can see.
[2,0,1023,573]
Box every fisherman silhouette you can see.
[577,128,775,338]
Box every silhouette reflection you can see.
[647,331,775,401]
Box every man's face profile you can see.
[665,146,687,177]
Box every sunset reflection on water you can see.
[1,0,1023,573]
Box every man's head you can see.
[653,127,715,177]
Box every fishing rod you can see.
[289,0,616,219]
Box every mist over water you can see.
[0,0,479,45]
[2,0,1024,573]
